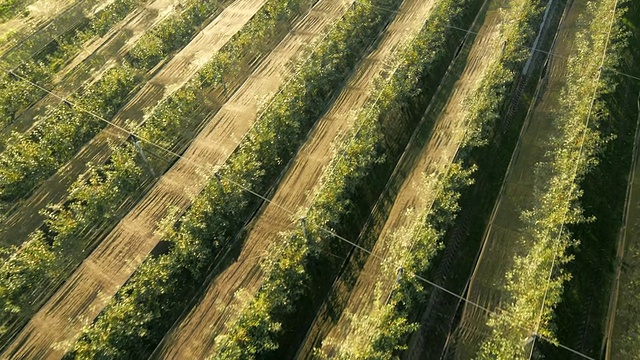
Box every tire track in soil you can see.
[0,0,350,358]
[149,0,440,358]
[304,0,508,356]
[449,1,592,358]
[0,0,221,247]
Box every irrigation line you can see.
[529,0,620,358]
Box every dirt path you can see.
[302,0,511,356]
[0,0,208,247]
[148,0,447,358]
[448,1,592,358]
[0,0,351,358]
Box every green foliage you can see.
[0,61,51,126]
[0,0,142,128]
[0,0,312,346]
[0,0,223,331]
[0,0,227,205]
[477,0,629,357]
[0,0,34,21]
[212,0,483,356]
[462,0,540,148]
[0,144,143,338]
[315,0,541,355]
[46,145,144,251]
[195,0,303,91]
[317,294,418,360]
[71,250,208,359]
[318,163,475,359]
[136,0,310,152]
[0,232,59,336]
[128,0,220,69]
[137,85,200,150]
[0,65,136,202]
[90,0,142,36]
[70,0,395,356]
[215,234,307,359]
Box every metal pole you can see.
[130,135,156,177]
[300,217,308,239]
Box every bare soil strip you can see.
[148,0,446,358]
[0,0,350,358]
[304,1,509,357]
[0,0,211,247]
[449,1,593,357]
